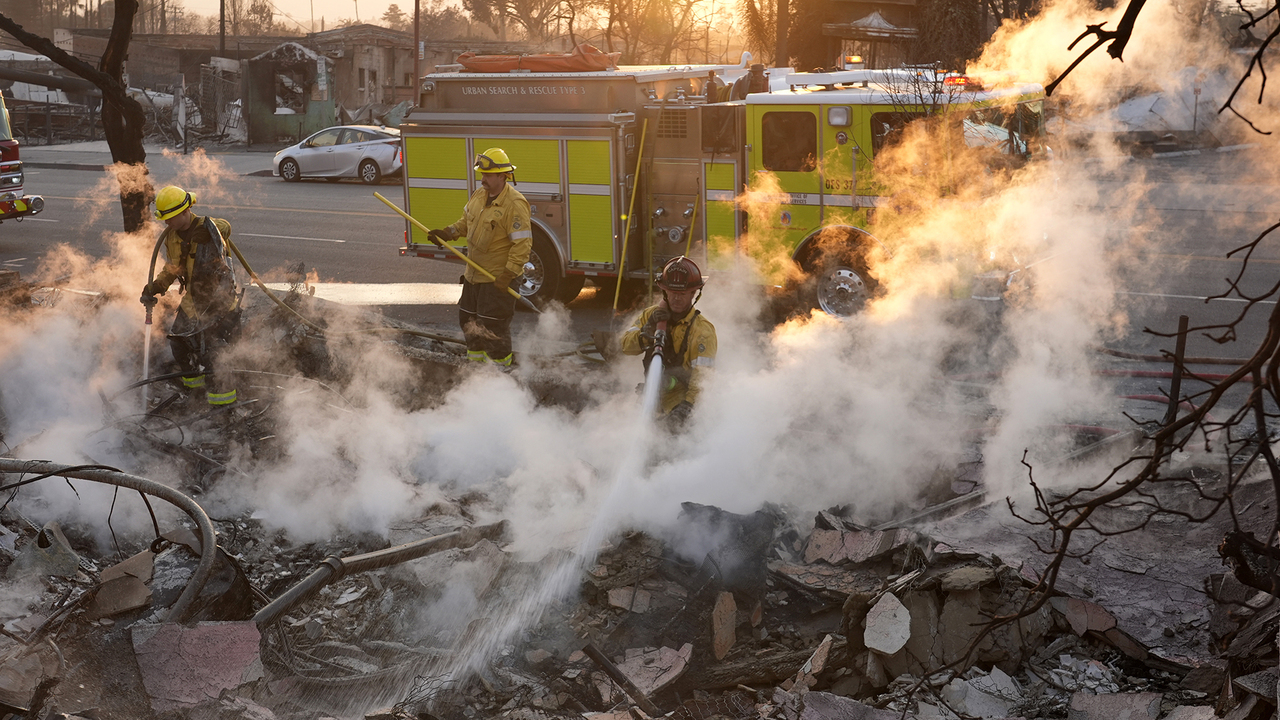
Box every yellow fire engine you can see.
[396,57,1046,314]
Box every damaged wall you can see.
[243,42,336,145]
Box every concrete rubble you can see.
[1,282,1279,720]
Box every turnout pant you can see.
[458,277,516,366]
[168,308,242,405]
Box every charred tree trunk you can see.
[99,0,150,232]
[774,0,789,67]
[0,2,152,233]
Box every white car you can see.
[273,125,403,184]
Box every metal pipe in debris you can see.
[582,641,663,717]
[253,521,507,628]
[0,459,217,624]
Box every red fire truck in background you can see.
[0,94,46,223]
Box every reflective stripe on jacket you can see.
[446,184,533,283]
[620,306,717,414]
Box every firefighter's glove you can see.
[427,228,452,246]
[667,401,694,427]
[139,293,158,310]
[493,270,518,289]
[143,279,168,297]
[645,307,671,332]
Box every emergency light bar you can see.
[943,75,983,89]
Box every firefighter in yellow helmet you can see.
[621,256,717,427]
[427,148,532,367]
[139,185,243,407]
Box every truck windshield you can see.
[0,98,12,142]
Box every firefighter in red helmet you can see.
[620,256,717,426]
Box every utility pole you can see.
[219,0,226,54]
[310,0,314,32]
[354,0,360,22]
[413,0,420,106]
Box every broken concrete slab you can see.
[941,668,1022,719]
[864,592,911,655]
[939,564,996,590]
[1163,707,1217,720]
[881,590,942,679]
[712,591,737,660]
[803,527,917,565]
[607,586,651,613]
[130,621,263,713]
[1066,691,1161,720]
[938,589,983,666]
[187,694,279,720]
[593,644,692,703]
[1233,666,1278,700]
[1051,596,1118,636]
[786,634,835,691]
[797,690,901,719]
[773,561,883,599]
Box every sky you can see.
[181,0,416,31]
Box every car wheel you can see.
[279,158,301,182]
[797,227,881,317]
[359,160,381,185]
[517,234,565,309]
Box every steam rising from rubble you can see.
[0,5,1275,710]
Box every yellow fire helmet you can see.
[473,148,516,174]
[153,185,196,221]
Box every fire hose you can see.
[0,459,217,624]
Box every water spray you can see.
[140,228,168,410]
[411,319,670,715]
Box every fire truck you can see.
[0,95,46,224]
[396,56,1046,314]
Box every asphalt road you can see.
[4,154,1279,360]
[0,168,573,333]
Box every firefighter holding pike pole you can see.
[425,147,532,368]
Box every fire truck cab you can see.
[0,95,46,223]
[397,57,1045,314]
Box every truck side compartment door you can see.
[566,139,615,267]
[404,135,471,245]
[703,159,739,262]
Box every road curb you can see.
[28,161,272,177]
[25,162,108,171]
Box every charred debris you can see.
[1,272,1278,720]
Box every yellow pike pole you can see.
[614,118,648,314]
[374,191,541,314]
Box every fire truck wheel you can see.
[517,235,565,309]
[279,158,301,182]
[359,160,382,185]
[798,231,880,317]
